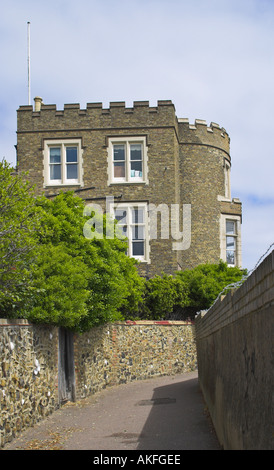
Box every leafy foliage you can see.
[0,162,144,331]
[25,191,145,331]
[27,244,91,328]
[0,160,42,314]
[138,273,188,320]
[135,261,247,320]
[175,260,247,310]
[0,159,247,327]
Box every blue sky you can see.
[1,0,274,271]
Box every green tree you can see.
[0,159,42,314]
[26,244,91,329]
[26,192,144,331]
[0,170,144,330]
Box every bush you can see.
[175,260,247,310]
[135,261,247,321]
[137,273,188,320]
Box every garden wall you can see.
[0,319,59,447]
[73,321,197,398]
[0,320,196,447]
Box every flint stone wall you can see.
[0,319,59,447]
[74,321,197,398]
[0,320,196,447]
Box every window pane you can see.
[130,160,142,177]
[226,236,235,249]
[121,226,128,237]
[113,145,125,161]
[66,147,77,162]
[132,241,144,256]
[114,162,125,177]
[67,163,78,179]
[114,209,127,239]
[132,208,144,224]
[50,164,61,180]
[226,220,235,234]
[226,250,235,265]
[132,225,144,240]
[50,147,61,163]
[115,225,128,239]
[115,209,127,223]
[130,144,142,160]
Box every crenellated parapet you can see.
[177,117,230,158]
[17,99,177,133]
[18,98,175,114]
[17,98,230,158]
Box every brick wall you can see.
[195,250,274,450]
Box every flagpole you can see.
[27,22,31,105]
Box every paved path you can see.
[4,371,221,451]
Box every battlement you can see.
[17,98,230,155]
[177,117,230,155]
[17,98,178,132]
[178,117,228,136]
[18,99,175,117]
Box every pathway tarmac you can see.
[4,371,221,451]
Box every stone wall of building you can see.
[0,319,196,447]
[195,250,274,450]
[16,101,182,277]
[177,119,234,268]
[16,99,242,276]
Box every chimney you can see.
[34,96,43,112]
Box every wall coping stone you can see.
[0,318,32,326]
[0,318,194,327]
[121,320,194,325]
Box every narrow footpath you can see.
[4,371,221,451]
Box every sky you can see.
[1,0,274,272]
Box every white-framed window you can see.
[43,139,83,187]
[111,202,150,262]
[226,220,237,265]
[107,136,148,185]
[220,215,242,267]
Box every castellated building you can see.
[16,97,242,278]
